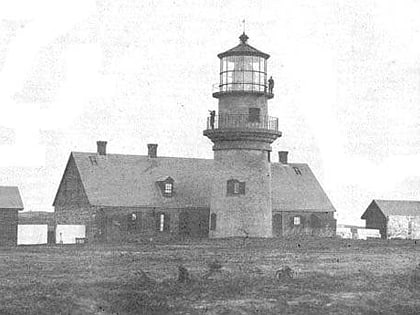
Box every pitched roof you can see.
[70,152,213,208]
[368,200,420,217]
[218,33,270,59]
[271,163,336,212]
[0,186,24,210]
[58,152,335,213]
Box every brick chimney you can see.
[147,143,158,158]
[97,141,107,155]
[278,151,288,164]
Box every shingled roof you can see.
[0,186,24,210]
[60,152,213,208]
[362,200,420,218]
[54,152,335,213]
[271,163,335,212]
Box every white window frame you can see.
[233,181,240,194]
[164,183,172,194]
[159,214,165,232]
[293,216,301,225]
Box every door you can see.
[273,213,282,237]
[179,212,190,237]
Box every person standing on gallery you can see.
[268,76,274,94]
[209,110,216,129]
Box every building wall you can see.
[98,207,176,242]
[0,209,18,245]
[272,211,336,237]
[363,203,387,239]
[218,94,268,117]
[387,215,420,239]
[210,149,272,238]
[93,206,209,242]
[55,205,95,241]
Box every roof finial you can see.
[239,19,249,43]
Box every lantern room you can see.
[214,33,272,98]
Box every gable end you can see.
[53,153,90,207]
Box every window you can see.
[156,177,174,197]
[210,213,217,231]
[159,214,165,232]
[248,108,260,123]
[233,181,240,194]
[128,212,141,231]
[294,216,301,225]
[89,156,98,165]
[293,167,302,175]
[164,183,172,194]
[227,179,245,196]
[156,213,170,232]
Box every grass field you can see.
[0,237,419,314]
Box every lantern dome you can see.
[217,33,270,59]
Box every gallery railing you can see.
[212,82,268,93]
[206,114,279,131]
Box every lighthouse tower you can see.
[204,33,281,238]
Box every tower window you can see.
[227,179,245,196]
[248,108,261,123]
[233,181,240,194]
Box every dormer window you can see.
[227,179,245,196]
[164,183,173,194]
[157,176,174,197]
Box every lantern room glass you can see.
[219,55,267,93]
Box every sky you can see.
[0,0,419,224]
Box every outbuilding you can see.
[0,186,24,245]
[361,200,420,239]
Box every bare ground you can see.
[0,237,419,314]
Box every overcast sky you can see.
[1,0,419,224]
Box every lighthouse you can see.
[204,33,281,238]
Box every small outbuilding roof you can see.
[0,186,24,210]
[362,199,420,218]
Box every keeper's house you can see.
[52,143,336,242]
